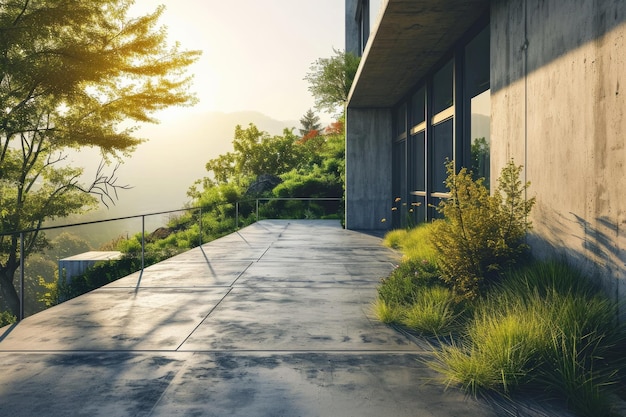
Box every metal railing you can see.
[1,197,343,321]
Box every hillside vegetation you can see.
[20,120,345,317]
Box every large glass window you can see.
[392,139,406,227]
[432,60,455,194]
[357,0,370,55]
[411,86,426,127]
[394,102,407,138]
[432,119,454,193]
[432,59,454,115]
[469,91,490,186]
[408,131,426,224]
[465,25,490,187]
[390,20,489,226]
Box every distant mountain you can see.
[121,110,299,212]
[57,111,300,245]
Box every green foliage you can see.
[38,274,60,309]
[402,286,459,335]
[377,258,441,307]
[374,256,459,336]
[202,124,306,187]
[56,256,140,301]
[0,310,16,327]
[371,298,404,324]
[0,0,200,316]
[431,160,535,299]
[304,48,360,116]
[299,109,321,136]
[382,222,438,263]
[191,117,345,224]
[429,260,626,415]
[431,310,544,395]
[377,207,625,414]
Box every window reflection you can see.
[470,90,490,187]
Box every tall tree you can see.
[298,109,321,136]
[203,124,304,187]
[304,48,360,116]
[0,0,200,316]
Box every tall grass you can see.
[371,298,404,324]
[382,222,438,263]
[402,286,459,335]
[378,222,626,415]
[429,260,626,416]
[431,298,547,394]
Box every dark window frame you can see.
[391,14,489,226]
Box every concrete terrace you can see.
[0,220,547,416]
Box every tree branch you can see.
[77,160,132,208]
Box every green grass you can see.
[382,222,438,263]
[376,224,626,416]
[402,286,459,335]
[431,300,546,394]
[371,298,404,324]
[431,263,626,416]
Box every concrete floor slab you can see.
[109,261,252,288]
[151,352,501,417]
[180,287,416,352]
[0,220,561,416]
[0,288,229,351]
[234,261,393,288]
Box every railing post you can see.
[141,215,145,272]
[236,202,239,229]
[199,206,203,246]
[19,232,24,321]
[256,199,259,222]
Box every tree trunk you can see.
[0,270,20,318]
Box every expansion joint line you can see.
[175,287,233,351]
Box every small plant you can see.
[402,286,459,335]
[0,310,17,327]
[431,301,546,395]
[382,229,408,250]
[428,259,626,415]
[377,264,420,306]
[383,222,439,263]
[431,160,535,300]
[371,298,404,324]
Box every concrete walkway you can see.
[0,220,545,416]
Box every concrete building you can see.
[344,0,625,298]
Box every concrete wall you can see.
[345,108,392,230]
[491,0,626,298]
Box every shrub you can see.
[431,160,535,300]
[377,264,419,306]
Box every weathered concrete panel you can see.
[491,0,626,298]
[345,107,392,230]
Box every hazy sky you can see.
[129,0,346,122]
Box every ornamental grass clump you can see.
[383,221,438,263]
[430,298,547,395]
[430,260,626,416]
[402,286,459,335]
[375,237,453,334]
[431,160,535,300]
